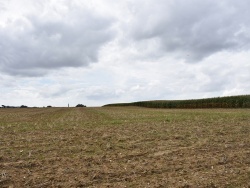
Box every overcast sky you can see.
[0,0,250,107]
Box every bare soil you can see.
[0,107,249,187]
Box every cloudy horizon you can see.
[0,0,250,107]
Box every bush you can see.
[76,104,86,107]
[20,105,28,108]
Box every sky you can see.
[0,0,250,107]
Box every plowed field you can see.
[0,107,249,187]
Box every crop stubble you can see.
[0,107,249,187]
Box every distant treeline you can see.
[103,95,250,108]
[1,105,28,108]
[1,104,87,108]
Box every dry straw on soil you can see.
[0,107,250,187]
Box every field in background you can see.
[104,95,250,108]
[0,107,250,187]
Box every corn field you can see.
[104,95,250,108]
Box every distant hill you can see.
[103,95,250,108]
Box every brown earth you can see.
[0,107,249,187]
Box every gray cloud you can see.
[0,4,115,76]
[0,0,249,107]
[128,0,250,62]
